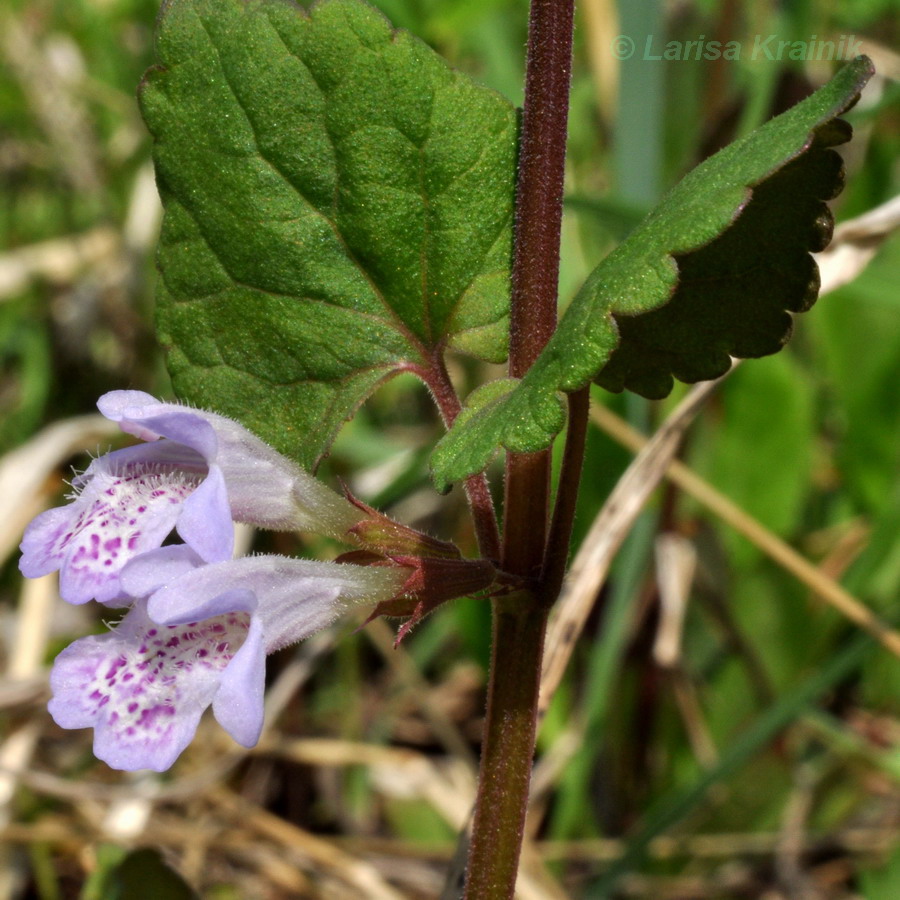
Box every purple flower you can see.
[98,392,362,535]
[20,392,364,606]
[48,598,264,772]
[48,552,408,771]
[19,441,230,606]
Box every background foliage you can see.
[0,0,898,897]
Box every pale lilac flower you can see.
[48,598,263,772]
[19,441,230,606]
[48,552,408,772]
[98,392,362,535]
[19,391,364,606]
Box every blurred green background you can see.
[1,0,898,897]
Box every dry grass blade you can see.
[591,403,900,658]
[209,786,406,900]
[0,159,159,302]
[122,163,164,253]
[246,738,567,899]
[0,572,60,896]
[815,193,900,294]
[0,414,120,566]
[652,533,697,668]
[539,374,728,719]
[0,677,46,710]
[363,617,480,770]
[854,37,900,82]
[581,0,620,125]
[536,824,900,862]
[268,736,474,830]
[0,11,101,194]
[0,227,120,301]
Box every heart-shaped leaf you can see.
[140,0,516,468]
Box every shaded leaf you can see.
[140,0,516,468]
[110,848,198,900]
[595,120,848,397]
[431,56,873,491]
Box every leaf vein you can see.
[197,12,431,362]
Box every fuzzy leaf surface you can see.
[140,0,516,467]
[431,56,873,491]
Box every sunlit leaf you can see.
[140,0,516,467]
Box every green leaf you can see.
[427,377,528,489]
[140,0,516,468]
[88,847,198,900]
[431,57,873,491]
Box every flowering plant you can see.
[21,391,437,770]
[16,0,879,893]
[48,549,407,771]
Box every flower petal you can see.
[212,614,265,747]
[120,545,206,597]
[145,556,409,653]
[176,467,234,562]
[20,447,204,605]
[98,391,364,539]
[48,601,254,771]
[96,391,163,442]
[71,441,207,489]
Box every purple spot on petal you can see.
[56,607,254,769]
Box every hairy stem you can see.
[464,595,549,898]
[501,0,576,572]
[465,1,577,896]
[542,385,591,599]
[421,355,501,561]
[507,0,574,375]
